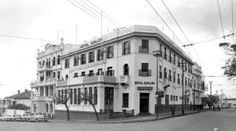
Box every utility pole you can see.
[209,81,213,96]
[153,50,162,120]
[181,63,185,115]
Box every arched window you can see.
[123,64,129,75]
[53,57,56,66]
[57,55,61,65]
[65,74,69,80]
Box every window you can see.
[173,71,176,83]
[84,88,87,104]
[81,71,85,76]
[97,49,104,61]
[97,68,103,75]
[164,47,167,60]
[177,74,180,84]
[107,46,114,58]
[89,70,94,76]
[81,54,86,65]
[164,68,167,79]
[53,57,56,66]
[70,89,73,104]
[89,51,94,63]
[185,77,187,86]
[61,90,64,103]
[178,57,180,67]
[57,71,60,80]
[57,55,60,65]
[65,59,70,68]
[73,72,78,78]
[107,67,113,76]
[122,41,131,55]
[74,89,77,104]
[94,87,97,105]
[169,50,172,62]
[123,64,129,75]
[57,90,61,104]
[89,87,92,104]
[139,63,151,76]
[122,93,129,108]
[159,66,162,79]
[140,39,149,53]
[169,70,172,81]
[53,72,56,78]
[78,88,81,104]
[160,44,163,58]
[65,74,69,80]
[74,55,79,66]
[173,54,176,65]
[176,96,178,101]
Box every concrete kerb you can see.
[49,109,209,124]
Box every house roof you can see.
[5,90,31,99]
[224,98,236,101]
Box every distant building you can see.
[30,38,77,115]
[0,89,31,114]
[31,25,205,120]
[223,98,236,108]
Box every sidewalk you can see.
[50,109,208,124]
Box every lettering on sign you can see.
[135,81,155,85]
[79,38,103,49]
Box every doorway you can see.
[140,93,149,114]
[104,87,114,112]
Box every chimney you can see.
[18,90,20,94]
[25,89,27,93]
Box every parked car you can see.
[3,115,13,121]
[12,115,22,122]
[21,113,33,122]
[29,113,48,122]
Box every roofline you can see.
[61,31,194,64]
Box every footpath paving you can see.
[50,109,209,124]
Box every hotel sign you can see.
[80,38,103,49]
[135,81,155,85]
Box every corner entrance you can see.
[140,93,149,114]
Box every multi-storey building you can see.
[31,25,205,119]
[192,63,205,107]
[30,39,77,115]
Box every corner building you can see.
[54,25,204,119]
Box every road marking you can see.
[214,128,218,131]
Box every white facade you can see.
[31,25,205,117]
[54,25,205,115]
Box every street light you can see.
[153,50,162,120]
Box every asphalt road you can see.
[0,109,236,131]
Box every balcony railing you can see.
[139,70,151,76]
[38,66,52,72]
[31,95,53,102]
[57,80,68,87]
[139,46,149,53]
[83,75,116,84]
[31,79,57,87]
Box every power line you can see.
[145,0,191,56]
[0,33,53,42]
[160,0,207,68]
[183,33,235,47]
[67,0,100,20]
[217,0,225,38]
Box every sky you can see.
[0,0,235,98]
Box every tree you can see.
[55,88,99,121]
[201,95,219,109]
[80,93,99,121]
[55,88,72,121]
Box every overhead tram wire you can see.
[160,0,207,68]
[217,0,225,39]
[0,33,54,42]
[145,0,192,57]
[68,0,100,20]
